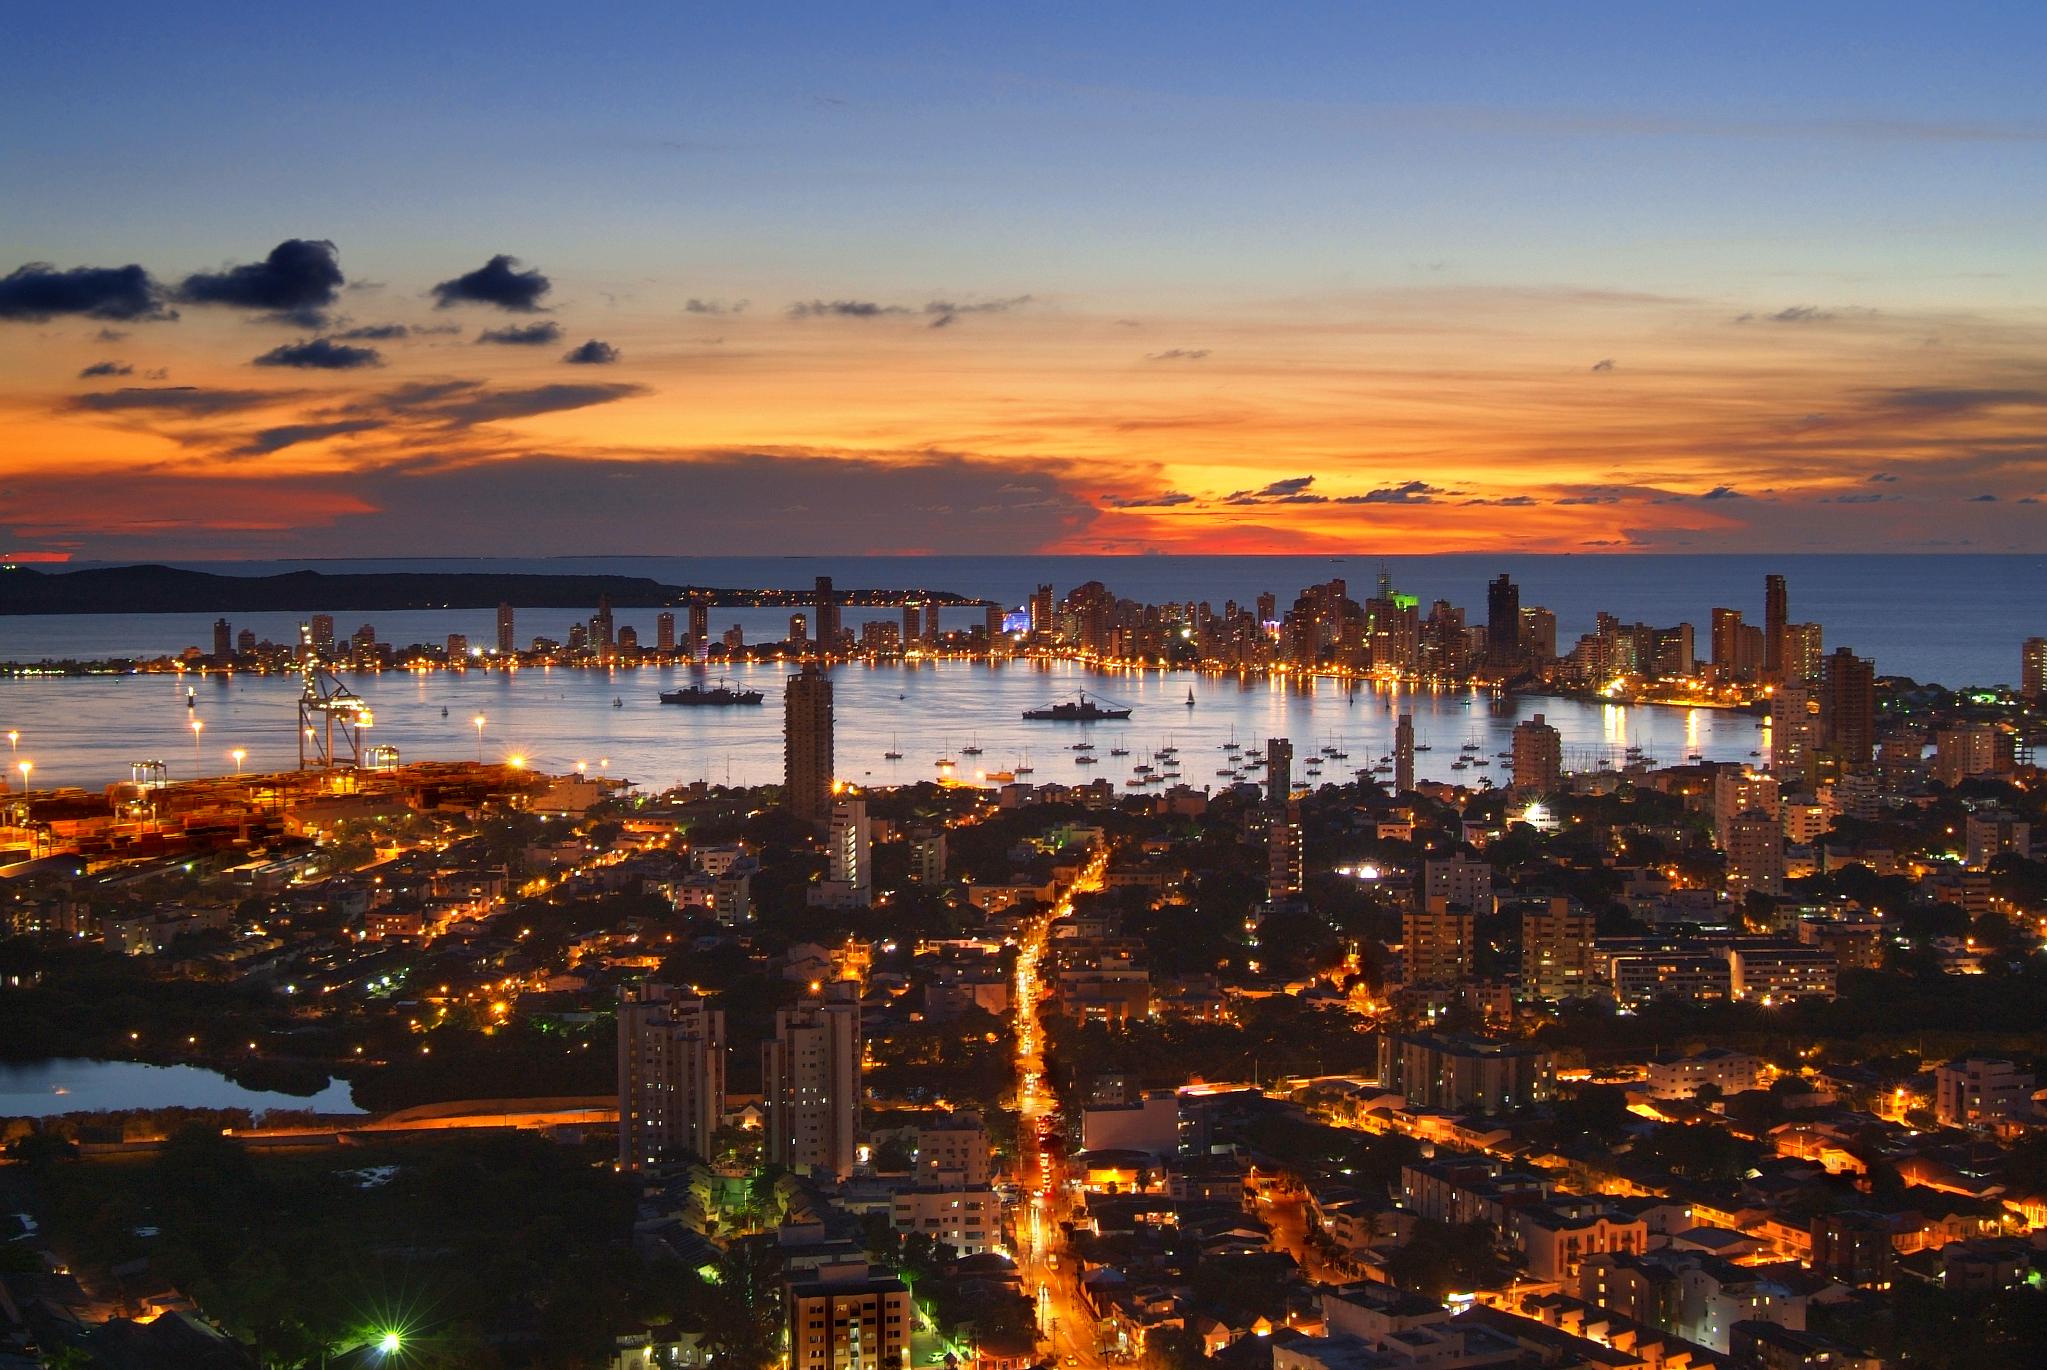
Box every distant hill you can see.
[0,565,699,615]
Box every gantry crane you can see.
[297,661,373,770]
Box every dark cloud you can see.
[431,254,552,312]
[95,327,130,342]
[1970,493,2000,502]
[176,239,344,327]
[1868,472,1899,483]
[232,420,385,457]
[1225,475,1326,505]
[1824,492,1891,504]
[1590,358,1615,372]
[0,262,170,321]
[67,386,285,416]
[336,378,647,430]
[476,320,564,346]
[332,323,413,340]
[253,337,383,370]
[78,361,133,379]
[563,339,620,365]
[1336,481,1445,505]
[925,295,1033,328]
[1699,485,1745,500]
[1102,491,1196,509]
[787,299,911,319]
[1873,386,2047,415]
[685,298,747,315]
[1146,348,1210,361]
[1464,495,1537,507]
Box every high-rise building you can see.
[1821,648,1876,768]
[1486,574,1520,668]
[212,617,232,658]
[1423,855,1494,914]
[1029,584,1054,636]
[1710,608,1745,683]
[1933,722,2003,786]
[445,633,468,659]
[235,628,255,654]
[763,982,861,1179]
[1782,622,1823,683]
[688,601,709,653]
[789,612,809,645]
[810,795,871,908]
[1764,574,1788,683]
[1770,683,1819,783]
[983,603,1004,653]
[923,601,941,647]
[1522,901,1597,1001]
[1376,1032,1553,1114]
[785,663,834,825]
[617,983,727,1170]
[902,604,921,648]
[1265,736,1292,805]
[594,594,615,649]
[655,610,675,651]
[496,602,516,655]
[1511,713,1562,797]
[1519,605,1557,662]
[815,576,840,652]
[309,613,335,657]
[1265,805,1303,902]
[1394,713,1415,793]
[2024,638,2047,702]
[1713,768,1781,847]
[1725,810,1786,898]
[1403,901,1475,984]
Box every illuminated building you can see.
[1932,722,2003,785]
[901,603,919,647]
[617,983,727,1170]
[1521,900,1596,1001]
[1266,736,1292,805]
[593,593,615,649]
[1782,621,1823,682]
[922,600,940,645]
[308,613,335,657]
[1712,769,1780,846]
[1265,805,1303,901]
[785,1262,911,1370]
[1511,713,1562,797]
[1422,855,1494,915]
[445,633,468,658]
[212,617,231,658]
[784,663,834,826]
[1770,684,1819,784]
[810,794,871,908]
[1403,901,1475,985]
[2024,637,2047,702]
[763,981,861,1179]
[908,829,947,884]
[1519,604,1557,662]
[655,610,675,651]
[1724,811,1787,898]
[496,601,516,654]
[1394,713,1415,793]
[1934,1056,2036,1128]
[688,601,709,652]
[1964,809,2029,868]
[1725,942,1834,1000]
[789,612,808,645]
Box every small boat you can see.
[1071,741,1095,752]
[612,697,623,709]
[935,755,957,767]
[1133,763,1155,774]
[1124,778,1147,788]
[884,734,903,760]
[1185,689,1195,709]
[1075,754,1098,765]
[1109,746,1130,757]
[962,735,983,756]
[1413,743,1432,752]
[440,706,448,717]
[1217,768,1237,777]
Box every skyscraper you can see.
[1486,574,1520,668]
[212,617,232,658]
[1764,574,1788,683]
[1394,713,1415,794]
[309,613,335,657]
[902,603,921,648]
[594,594,615,649]
[789,612,808,645]
[496,601,516,655]
[1511,713,1562,797]
[784,663,834,825]
[1265,736,1292,805]
[923,600,941,646]
[2024,637,2047,702]
[1710,608,1745,682]
[617,983,727,1170]
[656,610,675,651]
[814,575,840,653]
[1822,647,1876,768]
[763,982,861,1179]
[1770,682,1818,784]
[1265,805,1303,902]
[688,601,709,653]
[810,794,872,909]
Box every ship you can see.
[659,680,764,706]
[1022,690,1132,721]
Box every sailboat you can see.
[962,734,983,756]
[1185,688,1195,709]
[1014,749,1034,776]
[884,733,903,760]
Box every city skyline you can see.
[7,5,2047,560]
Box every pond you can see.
[0,1058,361,1119]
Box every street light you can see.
[16,760,30,793]
[190,717,204,767]
[231,747,247,775]
[473,714,487,763]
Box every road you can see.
[1011,850,1109,1368]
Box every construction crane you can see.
[298,662,373,770]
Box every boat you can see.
[1217,768,1237,777]
[1413,743,1432,752]
[1109,746,1130,757]
[884,733,903,760]
[962,735,983,756]
[660,680,764,706]
[1185,689,1196,709]
[1124,778,1147,788]
[1023,690,1133,721]
[440,706,448,718]
[1014,751,1034,776]
[1133,763,1155,774]
[1071,741,1095,752]
[935,754,957,767]
[612,697,623,709]
[1075,754,1098,765]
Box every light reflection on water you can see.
[0,658,1765,792]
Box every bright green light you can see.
[378,1331,403,1355]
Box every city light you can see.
[230,747,246,774]
[473,714,487,762]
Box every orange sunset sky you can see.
[4,5,2045,561]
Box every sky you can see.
[4,2,2046,561]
